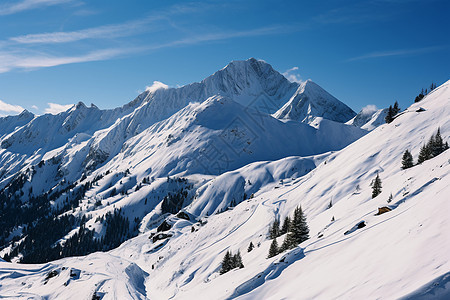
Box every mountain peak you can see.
[75,101,86,109]
[19,109,34,118]
[220,58,278,80]
[274,79,356,123]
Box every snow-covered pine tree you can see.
[372,174,382,198]
[268,238,279,258]
[401,149,414,169]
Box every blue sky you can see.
[0,0,449,116]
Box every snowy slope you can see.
[100,95,365,178]
[1,78,448,300]
[142,79,450,299]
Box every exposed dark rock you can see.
[157,220,172,232]
[152,233,172,243]
[176,211,190,221]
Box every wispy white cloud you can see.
[10,19,154,44]
[44,102,73,114]
[144,25,293,51]
[0,99,25,117]
[31,105,39,110]
[0,47,137,73]
[282,66,303,83]
[0,24,291,73]
[7,2,213,45]
[0,0,73,16]
[0,0,301,75]
[347,46,446,61]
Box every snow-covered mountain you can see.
[0,58,358,189]
[0,109,34,139]
[102,95,364,178]
[274,79,356,124]
[347,106,388,131]
[1,60,448,299]
[0,58,364,269]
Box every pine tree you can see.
[372,174,382,198]
[285,206,309,249]
[387,193,393,203]
[280,236,289,252]
[220,251,233,274]
[431,128,444,157]
[385,105,394,123]
[233,251,244,269]
[401,149,414,169]
[417,144,431,164]
[268,238,279,258]
[220,250,244,274]
[393,101,400,115]
[327,200,333,209]
[280,216,291,235]
[269,218,280,239]
[247,242,254,253]
[430,82,436,91]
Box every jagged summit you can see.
[201,58,296,106]
[216,57,285,87]
[129,58,353,126]
[274,79,356,124]
[70,101,99,111]
[19,109,33,117]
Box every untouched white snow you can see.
[0,79,449,299]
